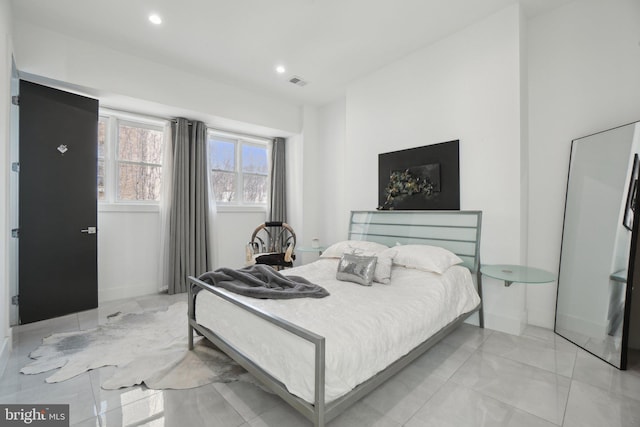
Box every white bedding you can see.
[194,258,480,403]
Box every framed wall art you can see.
[378,140,460,210]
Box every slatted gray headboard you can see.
[348,210,484,326]
[348,210,482,272]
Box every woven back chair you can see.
[247,222,296,269]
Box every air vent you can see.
[288,76,308,87]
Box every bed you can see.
[187,210,484,426]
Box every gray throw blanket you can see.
[198,264,329,299]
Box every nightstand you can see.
[481,264,556,287]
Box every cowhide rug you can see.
[20,301,250,390]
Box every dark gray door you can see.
[19,80,98,324]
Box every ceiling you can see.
[10,0,572,106]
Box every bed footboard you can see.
[188,275,479,427]
[187,275,327,426]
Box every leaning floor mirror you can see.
[556,120,640,369]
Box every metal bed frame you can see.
[188,210,483,426]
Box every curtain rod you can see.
[100,105,276,143]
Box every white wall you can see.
[287,133,304,260]
[327,0,640,333]
[325,4,526,334]
[300,106,321,249]
[0,0,11,375]
[275,106,324,266]
[9,19,303,304]
[285,99,348,265]
[88,206,269,302]
[527,0,640,328]
[318,98,347,246]
[12,22,301,134]
[215,211,267,269]
[97,209,162,302]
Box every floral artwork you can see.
[378,164,439,210]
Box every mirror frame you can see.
[555,121,639,370]
[621,192,639,369]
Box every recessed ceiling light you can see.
[149,14,162,25]
[276,65,286,74]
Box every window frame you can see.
[98,110,167,209]
[208,130,270,211]
[97,115,110,203]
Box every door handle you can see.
[81,227,97,234]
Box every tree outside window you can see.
[117,123,163,201]
[99,113,165,203]
[209,134,268,205]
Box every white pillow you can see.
[392,244,462,274]
[373,248,396,284]
[321,240,389,258]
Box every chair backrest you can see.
[250,222,296,254]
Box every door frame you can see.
[17,79,99,324]
[9,59,19,326]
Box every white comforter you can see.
[195,259,480,403]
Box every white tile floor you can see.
[2,293,640,427]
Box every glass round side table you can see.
[296,246,326,256]
[481,264,556,287]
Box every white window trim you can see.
[98,203,160,213]
[99,111,168,208]
[208,130,270,210]
[215,205,267,213]
[98,115,114,203]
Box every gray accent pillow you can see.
[336,253,378,286]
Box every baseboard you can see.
[484,310,527,336]
[526,307,555,330]
[98,282,161,304]
[0,335,11,379]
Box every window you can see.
[99,112,166,203]
[209,132,269,206]
[98,117,107,201]
[117,122,164,201]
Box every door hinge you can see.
[11,95,19,106]
[11,228,19,238]
[11,295,18,305]
[11,162,19,172]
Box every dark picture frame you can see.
[624,153,639,231]
[378,140,460,210]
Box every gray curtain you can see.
[168,118,210,294]
[269,137,287,222]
